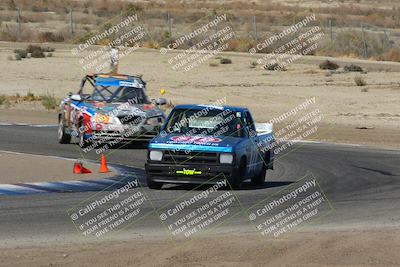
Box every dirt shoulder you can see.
[0,109,57,125]
[297,122,400,150]
[2,229,399,266]
[0,151,116,183]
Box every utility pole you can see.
[215,14,218,34]
[16,7,21,41]
[253,15,258,42]
[361,24,368,58]
[167,12,172,37]
[329,19,333,42]
[383,29,391,48]
[70,8,74,36]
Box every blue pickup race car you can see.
[145,104,275,189]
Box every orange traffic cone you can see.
[81,166,92,174]
[74,161,92,174]
[99,154,109,173]
[74,162,83,174]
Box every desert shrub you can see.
[354,76,367,86]
[26,45,42,54]
[0,95,7,105]
[319,60,339,70]
[76,30,95,44]
[378,48,400,62]
[14,49,27,58]
[226,39,255,52]
[15,53,22,60]
[250,61,258,68]
[220,58,232,64]
[209,62,218,67]
[142,41,160,49]
[31,49,45,58]
[361,88,369,92]
[23,91,39,101]
[344,64,364,72]
[38,32,64,42]
[40,94,58,110]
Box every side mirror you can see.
[156,98,167,105]
[70,94,82,101]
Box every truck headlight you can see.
[219,153,233,164]
[149,150,163,161]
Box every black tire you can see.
[251,152,269,186]
[252,163,266,186]
[147,179,163,190]
[58,119,71,144]
[229,158,246,190]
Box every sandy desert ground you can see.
[2,229,400,267]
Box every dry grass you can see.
[354,76,367,86]
[377,49,400,62]
[319,60,340,70]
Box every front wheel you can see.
[58,120,71,144]
[228,158,246,190]
[147,179,163,190]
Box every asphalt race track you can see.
[0,124,400,246]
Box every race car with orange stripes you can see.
[58,73,166,148]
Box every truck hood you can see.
[149,134,243,153]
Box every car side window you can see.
[245,111,256,137]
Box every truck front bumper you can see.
[86,125,160,142]
[145,162,236,185]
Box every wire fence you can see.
[2,7,400,60]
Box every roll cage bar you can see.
[78,74,147,102]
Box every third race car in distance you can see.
[145,104,275,189]
[58,73,166,148]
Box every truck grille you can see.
[162,150,218,164]
[118,115,145,125]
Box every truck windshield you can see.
[164,108,244,137]
[91,86,149,104]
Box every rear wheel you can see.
[252,163,266,185]
[58,119,71,144]
[251,152,269,185]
